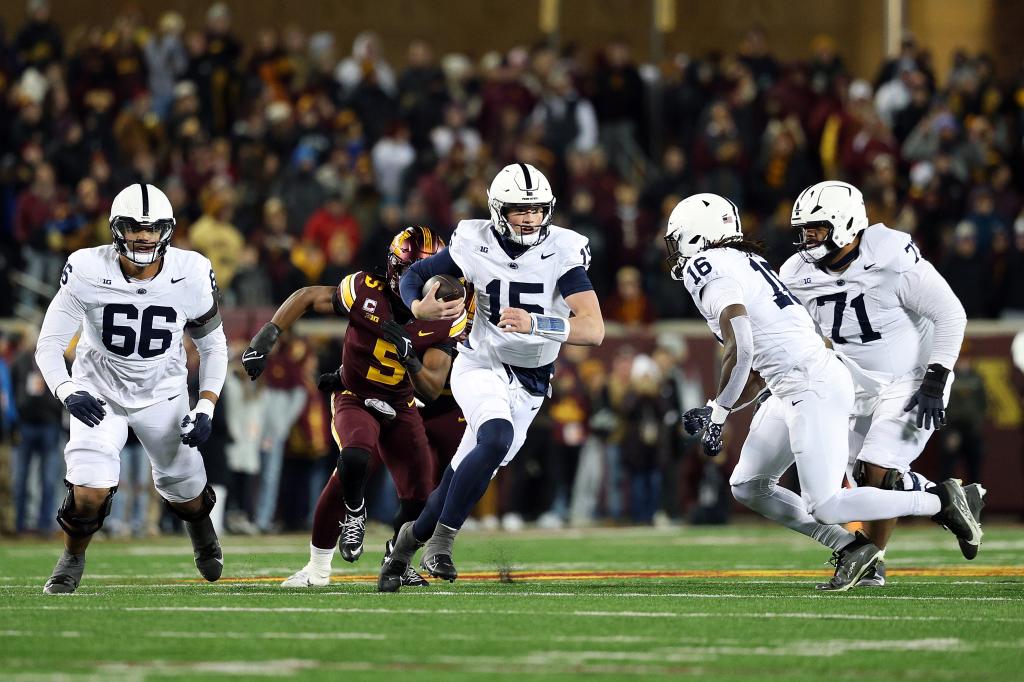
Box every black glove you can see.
[180,412,212,447]
[682,405,711,437]
[242,322,281,381]
[317,369,345,393]
[904,363,949,430]
[380,320,423,373]
[65,391,106,427]
[701,422,724,457]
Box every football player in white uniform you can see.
[34,183,228,594]
[667,193,983,591]
[377,163,605,591]
[776,180,982,587]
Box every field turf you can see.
[1,523,1022,680]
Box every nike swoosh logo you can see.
[417,330,434,337]
[531,405,541,411]
[792,400,803,406]
[540,253,555,260]
[457,417,466,423]
[242,350,263,361]
[167,394,180,401]
[863,263,876,270]
[171,277,186,283]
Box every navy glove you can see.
[180,399,215,447]
[904,363,949,430]
[242,322,281,381]
[682,405,712,436]
[701,422,724,457]
[65,391,106,427]
[317,369,345,393]
[380,320,423,373]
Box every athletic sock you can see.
[423,523,458,558]
[308,543,334,574]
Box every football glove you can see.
[682,405,711,437]
[63,389,107,427]
[701,422,724,457]
[380,320,423,373]
[904,363,949,430]
[181,398,215,448]
[683,400,728,457]
[242,322,281,381]
[317,368,345,393]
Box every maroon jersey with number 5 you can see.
[334,270,466,404]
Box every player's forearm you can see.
[271,286,336,330]
[35,295,85,396]
[402,249,463,312]
[409,365,446,402]
[714,312,754,410]
[566,313,605,346]
[734,371,767,410]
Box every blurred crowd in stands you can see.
[2,1,1023,535]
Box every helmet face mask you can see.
[109,183,176,266]
[386,225,445,299]
[790,181,868,266]
[487,163,556,248]
[111,217,175,265]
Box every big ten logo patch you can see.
[363,297,379,323]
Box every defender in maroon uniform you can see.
[279,288,475,588]
[243,227,464,578]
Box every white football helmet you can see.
[487,163,556,247]
[790,181,867,265]
[664,193,742,280]
[109,183,176,265]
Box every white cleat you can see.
[280,565,330,587]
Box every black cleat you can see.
[186,518,223,582]
[930,479,983,552]
[339,508,366,563]
[958,483,986,560]
[384,540,429,587]
[856,560,886,587]
[378,556,408,593]
[43,551,86,595]
[420,553,458,582]
[815,532,883,592]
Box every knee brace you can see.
[56,479,117,537]
[475,419,514,470]
[164,484,217,523]
[852,460,903,490]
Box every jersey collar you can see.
[825,243,861,273]
[490,226,530,260]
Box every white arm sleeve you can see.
[192,324,228,397]
[897,260,967,369]
[717,315,754,410]
[34,286,87,397]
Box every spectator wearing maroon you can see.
[692,100,748,205]
[837,80,898,185]
[749,118,814,216]
[605,266,655,327]
[606,182,655,273]
[14,162,60,309]
[478,48,536,151]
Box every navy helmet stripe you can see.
[518,163,533,190]
[139,183,149,217]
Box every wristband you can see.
[195,397,215,417]
[529,313,570,342]
[706,399,729,425]
[55,381,76,403]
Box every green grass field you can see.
[2,523,1023,681]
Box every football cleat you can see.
[186,517,223,582]
[280,564,330,587]
[958,483,986,560]
[420,553,458,582]
[43,551,86,595]
[929,479,983,552]
[378,556,408,593]
[856,560,886,588]
[384,540,429,587]
[339,507,366,563]
[815,531,883,592]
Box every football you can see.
[422,274,466,303]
